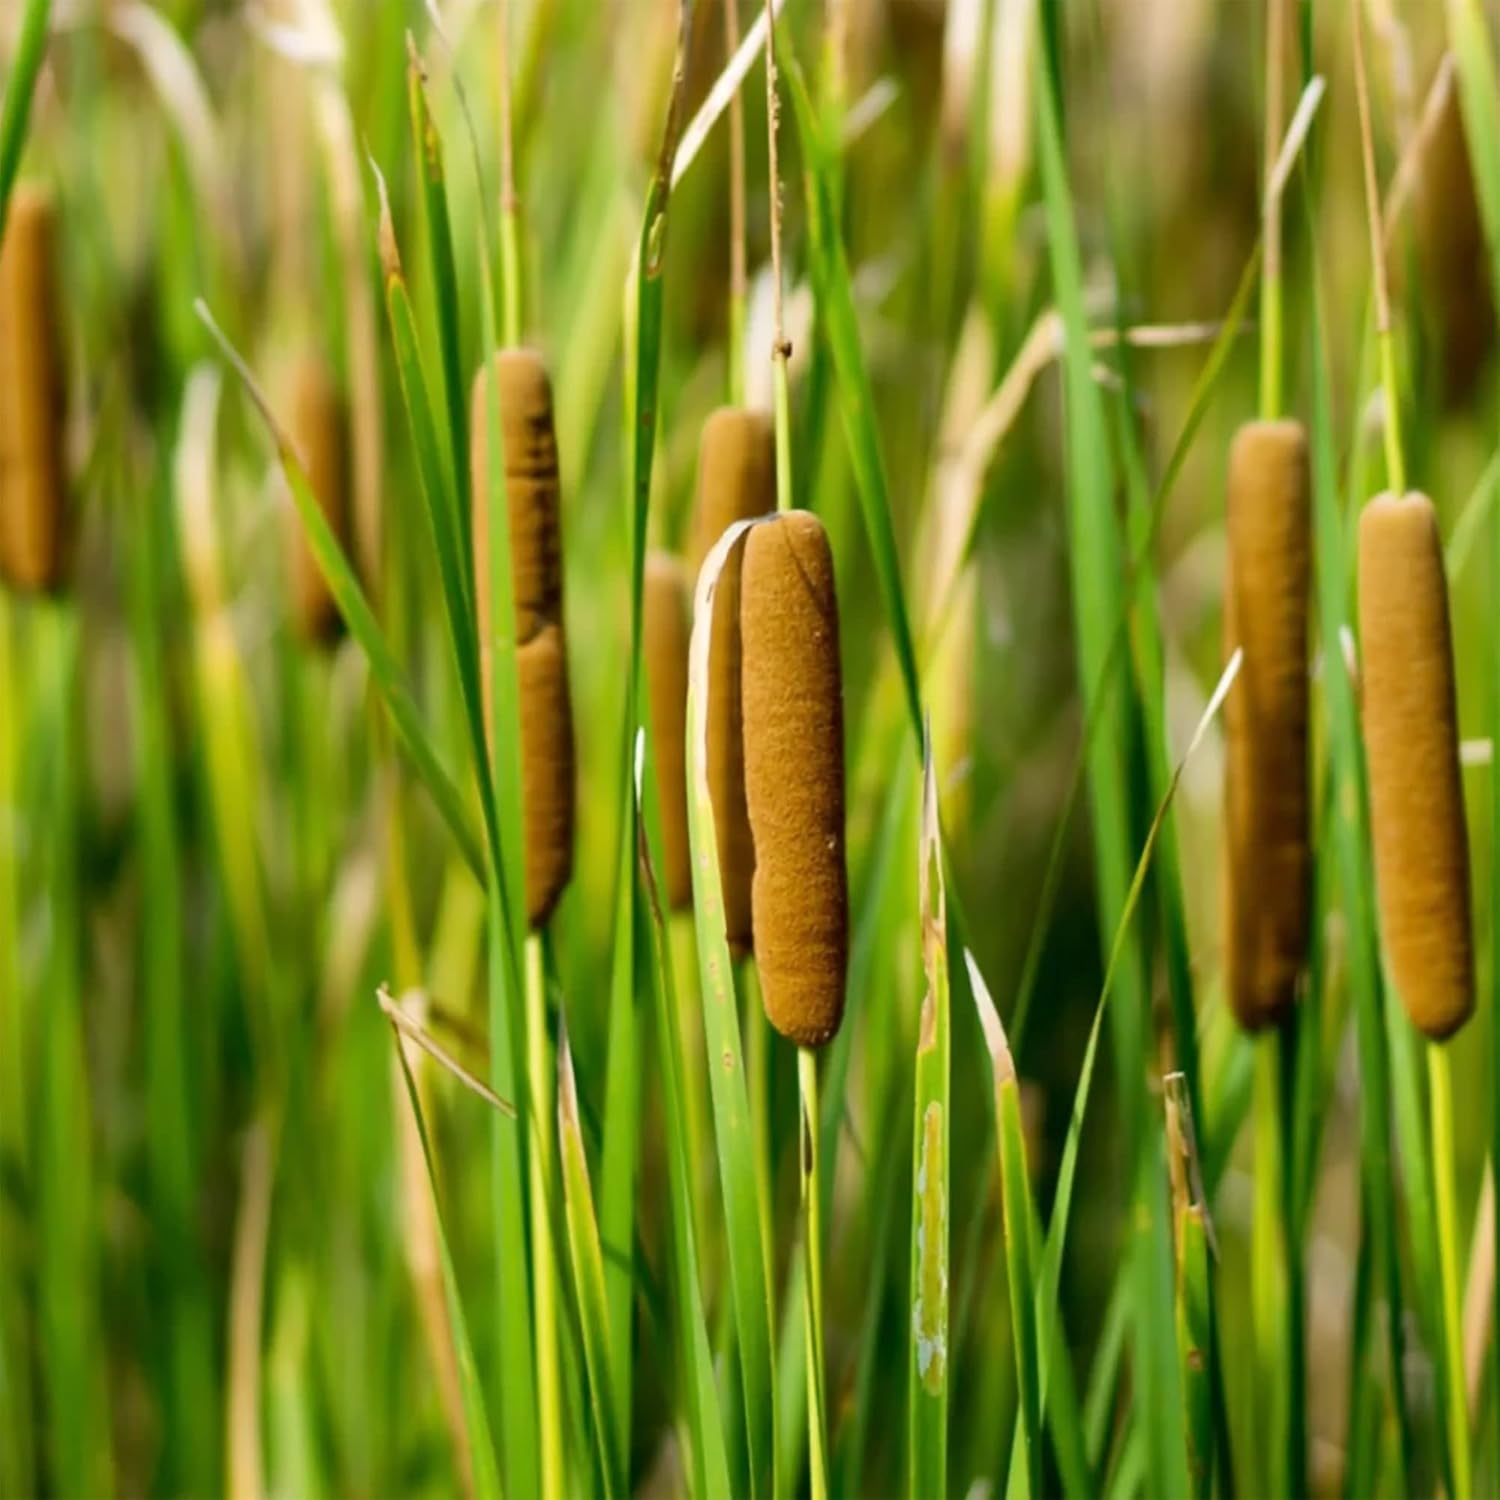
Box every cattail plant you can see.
[0,182,67,593]
[1357,491,1473,1040]
[1410,57,1494,405]
[285,354,349,644]
[644,550,693,910]
[740,509,849,1048]
[1222,419,1311,1031]
[470,347,575,929]
[690,405,775,954]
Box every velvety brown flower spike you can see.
[1358,490,1473,1040]
[689,406,775,954]
[0,184,68,594]
[471,348,575,929]
[741,509,848,1048]
[1222,419,1311,1032]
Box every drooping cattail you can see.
[644,551,693,910]
[741,510,848,1048]
[1411,58,1494,406]
[1358,491,1473,1039]
[690,406,775,953]
[286,354,349,643]
[470,348,575,929]
[1222,419,1311,1031]
[0,184,68,593]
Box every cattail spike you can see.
[644,551,693,910]
[1222,419,1311,1031]
[287,355,349,644]
[1358,490,1473,1040]
[691,406,775,953]
[0,183,68,594]
[742,510,848,1048]
[471,348,575,928]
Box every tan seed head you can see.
[1222,419,1311,1032]
[690,407,775,954]
[0,184,68,594]
[1358,491,1473,1040]
[470,348,575,928]
[741,510,848,1048]
[287,354,349,644]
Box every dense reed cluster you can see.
[10,1,1500,1498]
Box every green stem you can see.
[1378,329,1407,495]
[800,1048,828,1500]
[773,354,794,514]
[1251,1038,1280,1498]
[1279,1018,1305,1500]
[0,595,32,1500]
[526,932,565,1499]
[1430,1042,1473,1500]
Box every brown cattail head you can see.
[644,551,693,911]
[1358,491,1473,1040]
[1222,419,1311,1032]
[691,407,775,953]
[470,348,574,929]
[0,183,68,593]
[1412,62,1494,406]
[741,510,848,1048]
[286,354,349,643]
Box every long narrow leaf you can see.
[0,0,50,237]
[908,736,950,1498]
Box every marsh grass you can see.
[15,1,1500,1496]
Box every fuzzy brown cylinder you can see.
[741,510,848,1048]
[690,407,775,953]
[644,551,693,911]
[1358,491,1474,1040]
[1222,420,1311,1031]
[470,348,575,928]
[287,355,349,643]
[0,184,68,593]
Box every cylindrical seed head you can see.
[1358,491,1473,1040]
[741,510,849,1048]
[0,184,68,593]
[1222,419,1311,1031]
[516,623,575,929]
[691,407,775,953]
[471,348,564,644]
[469,348,575,929]
[287,354,349,644]
[644,551,693,911]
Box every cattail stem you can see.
[525,931,566,1500]
[765,0,791,439]
[1431,1042,1474,1500]
[725,0,747,403]
[1351,0,1407,493]
[800,1046,830,1500]
[1278,1018,1305,1500]
[497,0,523,345]
[1260,0,1287,418]
[1250,1040,1282,1496]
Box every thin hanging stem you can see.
[497,0,523,344]
[1260,0,1287,418]
[725,0,747,403]
[765,0,792,511]
[1351,0,1406,493]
